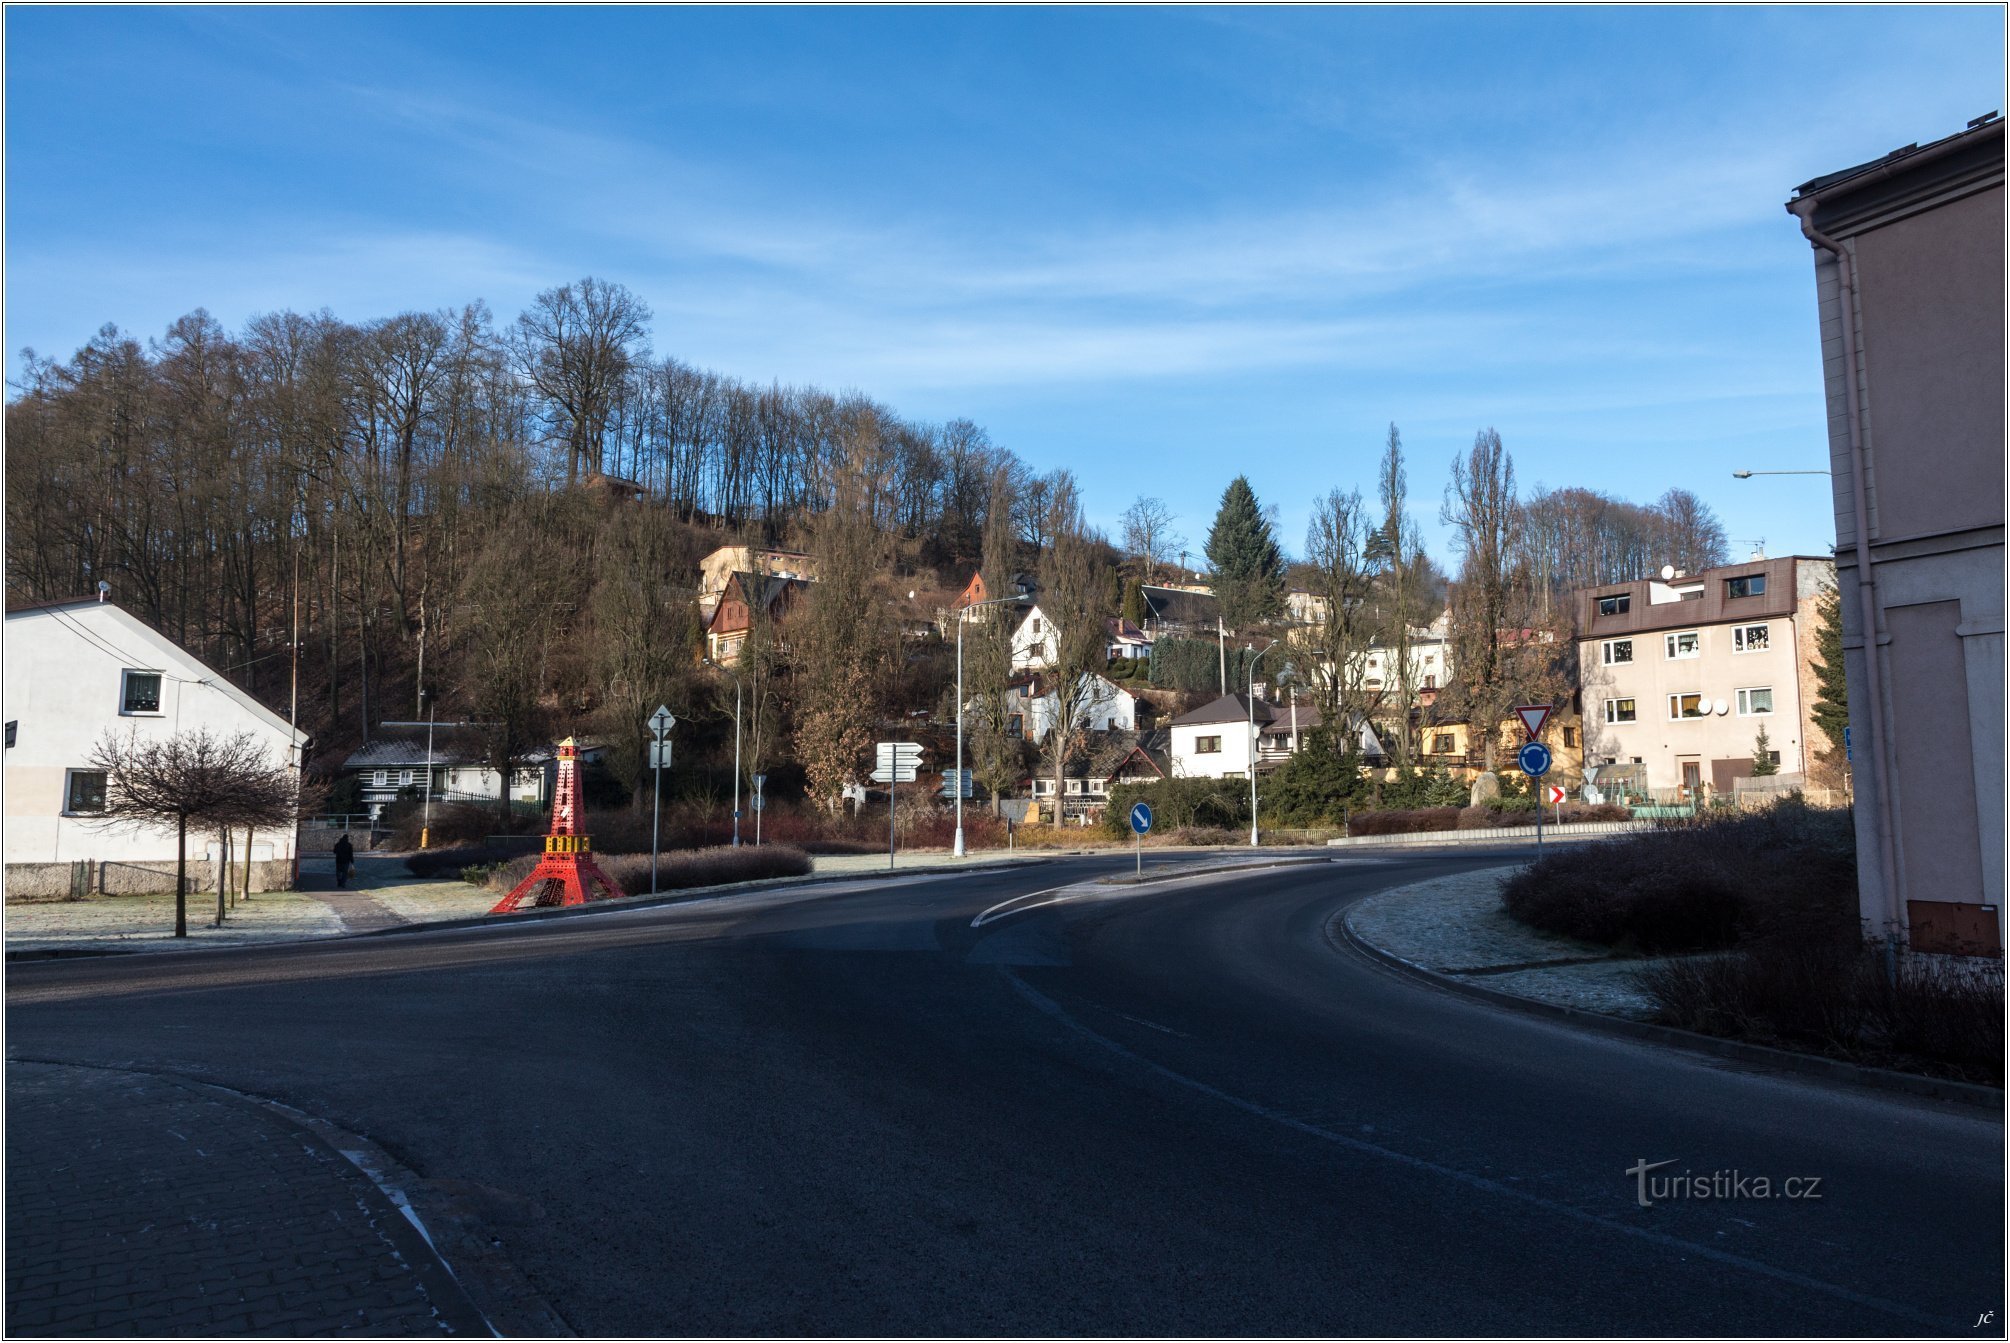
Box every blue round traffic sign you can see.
[1517,742,1553,778]
[1129,802,1154,835]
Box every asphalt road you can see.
[8,849,2003,1336]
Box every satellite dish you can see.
[1660,565,1677,581]
[1713,699,1730,715]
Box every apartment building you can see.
[1576,556,1834,798]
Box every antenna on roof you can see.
[1970,111,2000,129]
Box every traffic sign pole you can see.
[648,706,676,895]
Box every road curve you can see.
[8,851,2002,1335]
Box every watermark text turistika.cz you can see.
[1628,1158,1823,1207]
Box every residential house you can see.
[952,570,1037,617]
[698,546,817,618]
[1575,556,1834,801]
[1105,617,1152,663]
[1167,693,1382,780]
[1138,584,1222,637]
[1417,702,1586,787]
[1027,730,1169,822]
[1285,590,1331,627]
[705,571,812,665]
[3,597,308,894]
[1009,605,1059,671]
[335,725,608,819]
[1359,608,1454,698]
[1001,671,1137,743]
[1787,115,2004,951]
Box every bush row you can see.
[1346,802,1629,836]
[483,844,813,897]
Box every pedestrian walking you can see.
[332,833,354,889]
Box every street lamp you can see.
[1246,640,1273,848]
[418,686,436,850]
[1732,468,1832,478]
[703,657,744,847]
[954,594,1021,857]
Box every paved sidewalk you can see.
[1344,867,1678,1020]
[6,1061,485,1336]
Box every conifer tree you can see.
[1809,582,1849,758]
[1205,476,1285,630]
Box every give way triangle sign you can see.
[1515,704,1552,739]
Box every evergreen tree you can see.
[1752,723,1780,776]
[1120,577,1146,626]
[1205,475,1285,630]
[1809,582,1849,758]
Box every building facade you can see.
[1787,116,2005,951]
[1575,557,1834,800]
[3,599,308,893]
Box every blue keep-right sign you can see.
[1129,802,1154,835]
[1517,742,1553,778]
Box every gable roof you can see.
[706,571,812,633]
[1139,585,1220,629]
[5,598,307,748]
[1169,692,1264,727]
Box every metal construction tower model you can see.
[489,737,627,913]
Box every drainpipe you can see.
[1787,197,1905,962]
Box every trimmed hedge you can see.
[485,844,812,897]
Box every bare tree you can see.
[512,277,651,484]
[1120,496,1183,585]
[88,727,298,937]
[1300,488,1378,728]
[1035,479,1112,820]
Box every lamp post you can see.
[704,657,744,847]
[1246,640,1272,848]
[1732,468,1832,478]
[954,594,1020,857]
[419,687,436,850]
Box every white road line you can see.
[970,886,1074,929]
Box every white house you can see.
[1009,605,1059,671]
[1168,692,1384,779]
[3,597,309,894]
[1023,672,1136,742]
[337,724,599,819]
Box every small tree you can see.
[89,728,299,937]
[1752,724,1780,777]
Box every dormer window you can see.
[1727,574,1766,599]
[1596,594,1630,616]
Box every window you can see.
[1597,593,1631,616]
[372,769,389,787]
[1604,698,1636,724]
[1033,779,1051,794]
[65,769,107,814]
[1007,714,1023,736]
[1195,735,1222,754]
[1668,693,1707,719]
[1727,574,1766,599]
[3,721,14,749]
[120,670,163,715]
[1030,616,1043,634]
[1422,674,1437,689]
[1432,733,1456,754]
[1736,687,1774,716]
[1732,623,1769,654]
[1562,726,1577,748]
[398,768,415,786]
[1600,639,1634,665]
[1664,631,1700,659]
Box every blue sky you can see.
[7,6,2003,569]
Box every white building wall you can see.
[1025,676,1135,742]
[3,603,307,867]
[1010,606,1059,672]
[1169,719,1258,779]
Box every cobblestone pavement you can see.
[1344,867,1677,1020]
[6,1061,485,1337]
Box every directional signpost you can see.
[939,768,974,801]
[873,742,923,870]
[998,798,1032,851]
[648,705,675,894]
[1129,801,1153,877]
[752,772,766,847]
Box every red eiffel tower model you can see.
[489,737,627,913]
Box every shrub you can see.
[1639,940,2003,1085]
[405,844,533,879]
[1348,807,1461,836]
[1102,778,1248,837]
[485,844,812,897]
[1500,796,1857,954]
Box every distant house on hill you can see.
[705,571,813,665]
[1139,584,1221,636]
[698,546,817,618]
[335,726,611,820]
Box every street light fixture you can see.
[954,594,1022,857]
[702,656,744,847]
[1732,468,1832,478]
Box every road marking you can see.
[970,886,1074,929]
[1004,971,1946,1332]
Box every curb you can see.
[1335,884,2005,1113]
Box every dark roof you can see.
[1169,693,1265,727]
[1139,585,1220,629]
[1793,114,2001,198]
[342,733,489,770]
[1257,703,1325,735]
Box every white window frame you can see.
[119,669,165,716]
[1600,638,1634,666]
[1603,698,1636,724]
[1664,630,1701,660]
[1667,693,1706,720]
[398,768,415,786]
[1732,623,1769,654]
[63,767,108,815]
[1736,687,1774,717]
[372,769,389,787]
